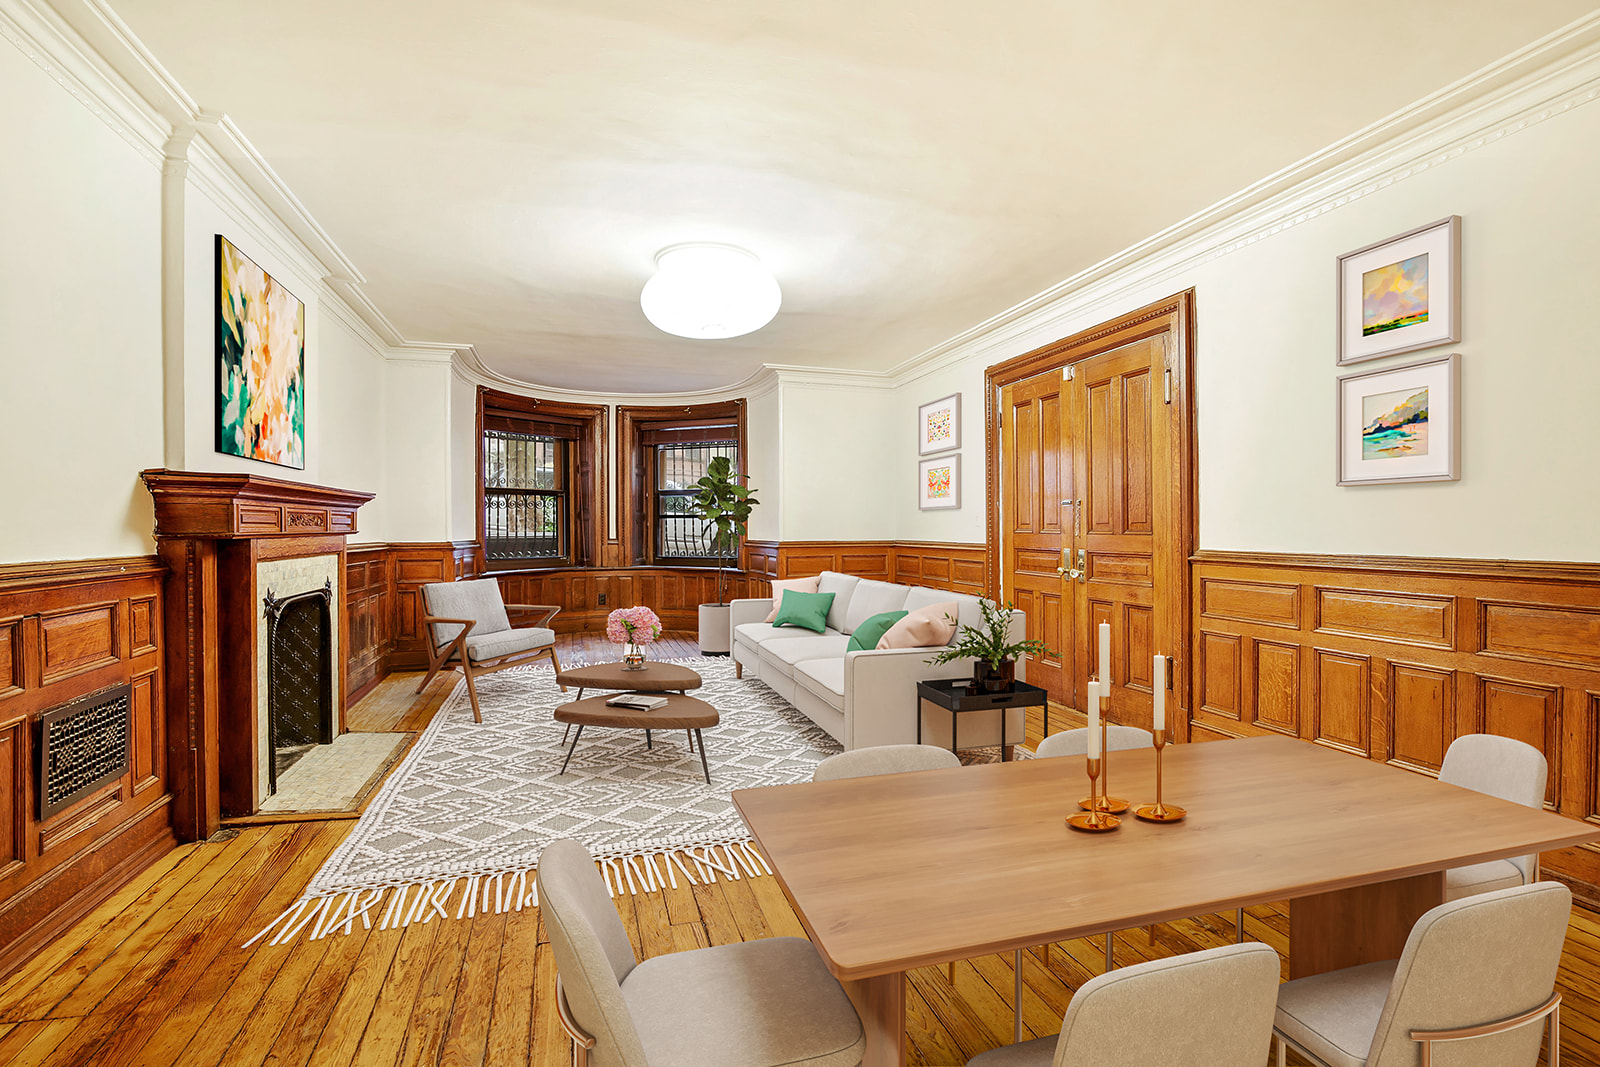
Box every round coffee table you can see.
[555,661,702,700]
[553,693,720,783]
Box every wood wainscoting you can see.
[743,541,986,597]
[1190,550,1600,903]
[0,556,177,975]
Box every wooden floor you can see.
[0,633,1594,1066]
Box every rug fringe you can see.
[243,839,773,948]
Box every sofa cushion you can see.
[794,658,846,710]
[841,580,913,634]
[848,610,908,652]
[816,572,860,633]
[464,626,554,662]
[773,590,835,633]
[904,587,989,639]
[763,576,821,622]
[759,636,851,679]
[881,601,960,649]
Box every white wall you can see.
[0,41,165,564]
[891,93,1600,562]
[448,370,477,543]
[776,382,896,541]
[382,361,455,541]
[744,386,782,541]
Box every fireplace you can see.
[263,583,334,793]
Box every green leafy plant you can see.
[926,599,1050,671]
[690,455,760,605]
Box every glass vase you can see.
[622,642,646,670]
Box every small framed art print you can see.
[918,454,960,510]
[1337,353,1459,486]
[918,393,960,455]
[1337,216,1460,365]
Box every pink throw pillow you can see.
[878,601,960,649]
[763,576,822,622]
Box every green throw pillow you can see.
[772,590,836,633]
[847,610,909,652]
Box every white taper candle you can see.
[1098,621,1111,686]
[1153,654,1166,732]
[1087,681,1101,758]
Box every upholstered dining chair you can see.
[967,942,1281,1067]
[1273,881,1570,1067]
[1439,733,1548,900]
[416,578,565,723]
[1033,726,1174,971]
[812,743,962,782]
[537,838,865,1067]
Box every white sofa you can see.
[730,571,1028,752]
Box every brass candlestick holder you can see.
[1067,756,1120,832]
[1134,728,1187,823]
[1078,719,1130,814]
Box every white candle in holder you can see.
[1098,621,1111,686]
[1153,654,1166,732]
[1087,681,1101,758]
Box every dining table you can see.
[732,734,1600,1067]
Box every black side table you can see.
[915,678,1048,761]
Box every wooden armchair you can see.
[415,578,565,722]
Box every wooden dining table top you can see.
[733,734,1599,981]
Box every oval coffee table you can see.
[555,661,702,700]
[553,693,719,783]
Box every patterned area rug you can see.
[248,657,840,947]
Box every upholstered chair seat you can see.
[812,743,962,782]
[463,626,556,661]
[1272,881,1571,1067]
[538,838,864,1067]
[967,942,1280,1067]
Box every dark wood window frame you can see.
[617,401,747,567]
[476,388,606,572]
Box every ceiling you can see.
[111,0,1593,392]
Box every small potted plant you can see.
[926,599,1050,692]
[690,455,760,655]
[606,605,662,670]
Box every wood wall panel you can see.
[1191,550,1600,905]
[0,556,176,975]
[1199,632,1241,721]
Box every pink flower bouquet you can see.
[606,605,662,645]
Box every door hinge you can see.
[1064,365,1075,381]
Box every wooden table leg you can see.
[1289,871,1444,979]
[842,972,905,1067]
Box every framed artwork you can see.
[217,235,306,469]
[918,393,961,455]
[919,454,960,510]
[1337,216,1460,365]
[1337,353,1459,486]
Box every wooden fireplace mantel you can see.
[141,469,374,540]
[141,470,374,841]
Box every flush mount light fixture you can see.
[640,243,781,340]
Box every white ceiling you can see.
[112,0,1594,392]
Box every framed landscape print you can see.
[1337,216,1460,365]
[918,454,960,510]
[216,235,306,469]
[918,393,961,455]
[1337,353,1459,486]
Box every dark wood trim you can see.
[141,469,373,539]
[617,401,748,568]
[1192,549,1600,585]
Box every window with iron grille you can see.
[656,442,738,560]
[483,430,565,561]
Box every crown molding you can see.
[767,365,896,392]
[885,9,1600,388]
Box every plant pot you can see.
[974,658,1015,693]
[698,603,732,655]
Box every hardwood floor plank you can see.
[301,923,404,1067]
[436,907,507,1067]
[346,916,442,1067]
[211,931,336,1067]
[482,903,541,1067]
[395,898,474,1067]
[262,918,376,1067]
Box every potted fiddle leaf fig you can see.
[926,598,1050,692]
[690,455,759,654]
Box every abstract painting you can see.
[919,393,961,454]
[919,454,960,510]
[217,235,305,469]
[1338,216,1459,365]
[1338,354,1459,485]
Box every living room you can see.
[4,1,1600,1064]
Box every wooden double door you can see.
[992,295,1194,732]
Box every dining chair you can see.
[416,578,565,723]
[967,942,1280,1067]
[1273,881,1570,1067]
[537,838,865,1067]
[1438,733,1548,901]
[1034,726,1195,972]
[812,743,962,782]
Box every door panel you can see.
[1001,370,1071,705]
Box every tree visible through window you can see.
[656,442,737,558]
[483,430,564,560]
